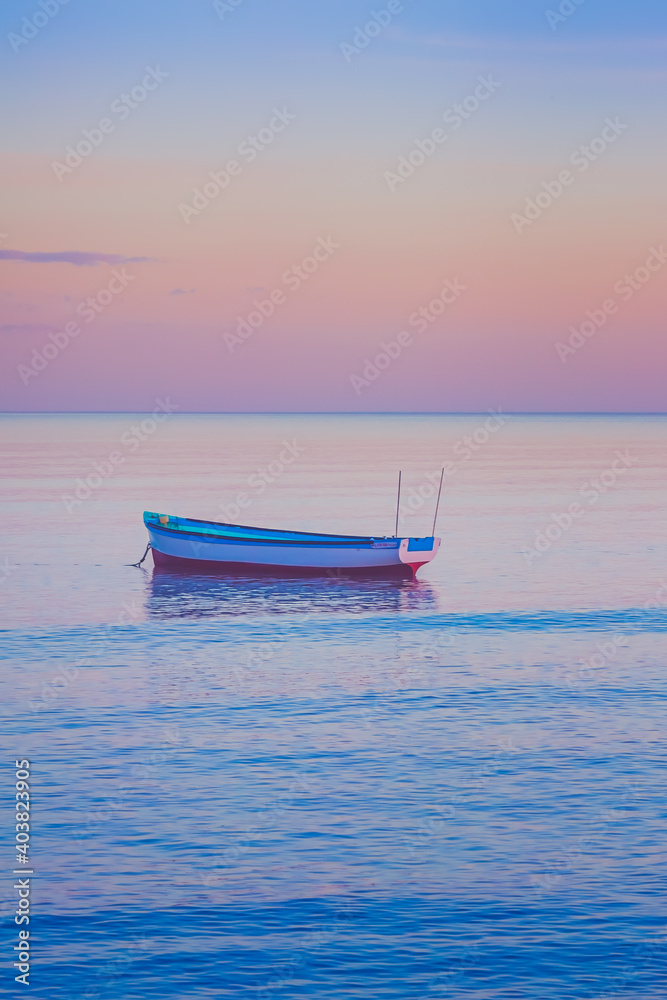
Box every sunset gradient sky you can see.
[1,0,665,412]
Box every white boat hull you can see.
[144,513,440,578]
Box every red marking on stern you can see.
[406,561,429,578]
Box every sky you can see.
[0,0,665,412]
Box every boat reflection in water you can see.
[145,566,439,620]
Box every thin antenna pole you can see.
[431,468,445,537]
[394,470,402,537]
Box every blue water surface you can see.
[1,414,666,999]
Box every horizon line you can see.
[0,410,666,417]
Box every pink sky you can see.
[1,2,666,411]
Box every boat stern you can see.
[399,537,441,577]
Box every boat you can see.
[141,511,441,578]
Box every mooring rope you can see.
[128,543,151,568]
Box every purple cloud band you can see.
[0,249,155,266]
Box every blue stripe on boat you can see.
[143,511,406,546]
[145,511,365,538]
[146,521,403,549]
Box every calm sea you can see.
[1,413,666,999]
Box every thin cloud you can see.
[0,249,155,266]
[171,287,195,295]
